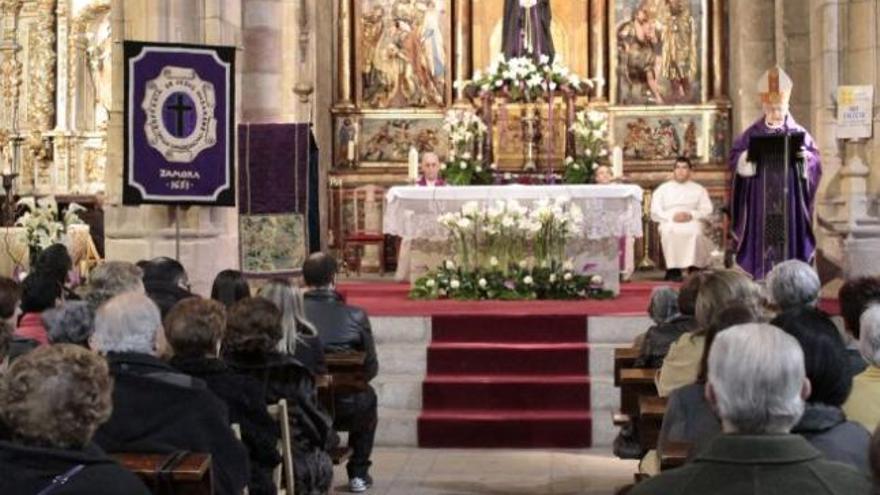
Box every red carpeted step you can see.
[418,410,592,448]
[423,374,590,411]
[432,314,586,343]
[427,342,589,375]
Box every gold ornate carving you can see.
[27,0,57,132]
[0,56,22,115]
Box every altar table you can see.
[383,185,643,294]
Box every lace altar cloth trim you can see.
[384,185,644,241]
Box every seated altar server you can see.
[651,157,713,281]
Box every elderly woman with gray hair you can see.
[766,260,821,313]
[844,304,880,433]
[631,324,872,495]
[0,344,150,494]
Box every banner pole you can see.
[175,205,181,261]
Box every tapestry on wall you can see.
[238,123,318,276]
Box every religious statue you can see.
[502,0,555,62]
[660,0,697,101]
[617,5,665,104]
[86,20,113,131]
[729,67,822,280]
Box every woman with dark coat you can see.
[0,344,150,494]
[224,297,335,495]
[165,297,280,495]
[773,307,872,473]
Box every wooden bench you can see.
[614,347,641,387]
[113,452,212,495]
[660,441,692,471]
[638,395,668,452]
[619,368,658,417]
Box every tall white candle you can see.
[612,146,623,178]
[408,147,419,181]
[346,140,355,161]
[696,136,704,158]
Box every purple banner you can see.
[123,41,236,206]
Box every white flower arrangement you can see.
[15,196,84,255]
[442,109,491,185]
[564,109,610,184]
[465,55,593,102]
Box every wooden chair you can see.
[341,185,386,275]
[320,351,368,466]
[614,347,641,387]
[267,399,296,495]
[113,452,212,495]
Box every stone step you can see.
[375,407,419,447]
[373,373,423,410]
[376,343,428,375]
[588,316,651,345]
[370,316,431,345]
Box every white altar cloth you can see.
[383,185,644,294]
[383,184,644,240]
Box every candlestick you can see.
[408,146,419,181]
[612,146,623,178]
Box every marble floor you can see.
[331,447,638,495]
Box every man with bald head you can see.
[417,151,446,186]
[302,252,378,492]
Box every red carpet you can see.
[418,315,592,448]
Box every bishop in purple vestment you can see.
[729,67,822,280]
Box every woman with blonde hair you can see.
[656,269,761,396]
[257,279,326,375]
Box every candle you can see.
[346,140,355,162]
[408,147,419,181]
[612,146,623,178]
[696,136,704,158]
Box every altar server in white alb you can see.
[650,156,713,281]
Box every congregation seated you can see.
[839,277,880,376]
[15,272,61,346]
[258,278,327,376]
[634,277,700,369]
[631,324,872,494]
[772,307,872,472]
[649,156,713,282]
[657,269,760,396]
[90,292,249,495]
[79,261,145,312]
[44,301,93,346]
[165,297,281,495]
[211,269,251,308]
[32,243,79,300]
[223,296,335,494]
[653,303,759,469]
[140,256,195,318]
[0,344,150,494]
[766,260,822,313]
[844,304,880,432]
[302,252,378,492]
[0,276,32,361]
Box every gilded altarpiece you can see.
[331,0,730,269]
[0,0,110,197]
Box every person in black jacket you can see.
[0,344,150,495]
[302,253,378,493]
[166,297,281,495]
[140,257,195,318]
[90,292,249,495]
[224,297,335,495]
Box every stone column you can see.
[335,0,354,109]
[727,0,775,132]
[242,0,284,122]
[588,0,607,100]
[104,0,241,295]
[452,0,472,105]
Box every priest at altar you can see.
[729,67,822,280]
[650,157,713,282]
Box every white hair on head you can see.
[766,260,820,311]
[859,304,880,367]
[708,323,806,434]
[257,280,318,355]
[91,292,162,354]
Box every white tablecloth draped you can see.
[383,184,644,241]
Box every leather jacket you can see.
[303,289,378,381]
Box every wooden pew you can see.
[113,452,212,495]
[614,347,641,387]
[619,368,658,417]
[660,441,692,471]
[321,351,368,466]
[638,395,668,452]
